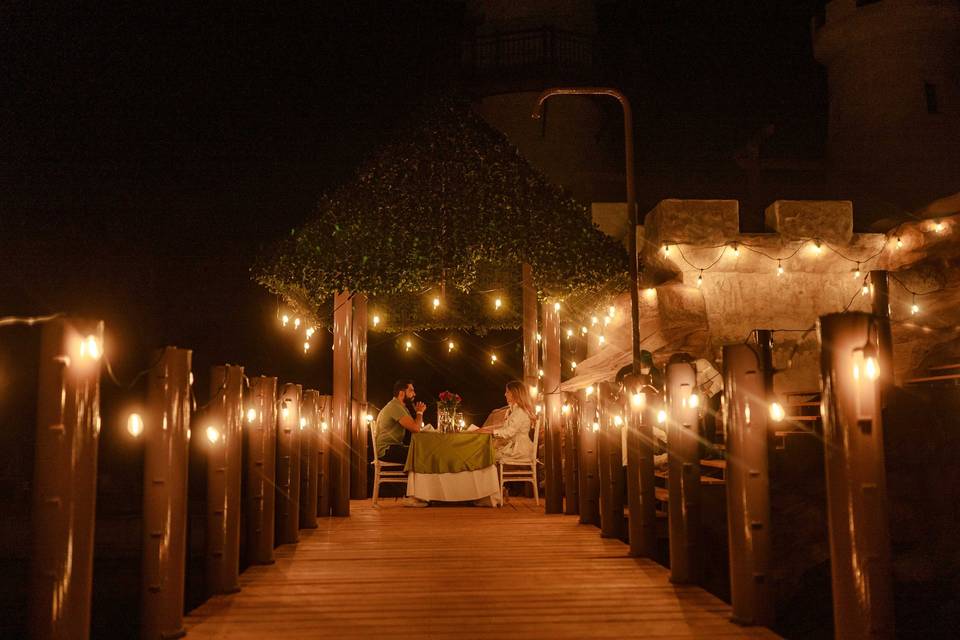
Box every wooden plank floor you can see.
[184,499,779,639]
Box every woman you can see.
[477,380,536,461]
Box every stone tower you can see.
[463,1,620,202]
[813,0,960,211]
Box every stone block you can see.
[764,200,853,244]
[643,199,739,247]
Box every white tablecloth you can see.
[406,466,502,505]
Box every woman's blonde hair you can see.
[505,380,537,421]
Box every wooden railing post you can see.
[331,290,352,516]
[542,301,563,513]
[275,383,302,544]
[141,347,191,640]
[350,294,368,499]
[722,343,773,626]
[625,374,657,557]
[317,395,332,517]
[299,390,320,529]
[205,364,244,595]
[29,318,102,640]
[245,376,277,565]
[666,354,702,584]
[577,388,600,526]
[819,312,894,639]
[562,392,579,515]
[597,382,625,538]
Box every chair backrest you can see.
[369,417,381,463]
[529,414,541,463]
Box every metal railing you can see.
[462,27,594,77]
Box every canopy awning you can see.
[559,346,632,392]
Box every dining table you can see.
[404,431,502,505]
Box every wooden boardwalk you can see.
[184,499,778,639]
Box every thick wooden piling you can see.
[542,301,564,513]
[331,290,352,516]
[597,382,624,538]
[275,383,302,544]
[666,354,702,584]
[245,376,277,565]
[577,389,600,526]
[299,390,320,529]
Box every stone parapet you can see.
[764,200,853,244]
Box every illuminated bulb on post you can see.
[592,421,600,432]
[205,426,220,444]
[246,408,257,423]
[689,393,700,409]
[777,261,784,276]
[657,409,667,424]
[769,402,785,422]
[553,301,560,312]
[494,297,502,310]
[299,417,307,430]
[613,415,624,427]
[282,314,289,327]
[570,361,577,370]
[127,413,144,437]
[372,314,381,327]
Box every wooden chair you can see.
[369,419,407,505]
[497,416,542,505]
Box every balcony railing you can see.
[462,27,594,79]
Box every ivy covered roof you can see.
[254,94,627,332]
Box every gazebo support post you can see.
[819,312,894,639]
[350,294,368,499]
[542,301,564,513]
[205,364,244,595]
[245,376,277,565]
[317,395,332,516]
[869,270,894,398]
[597,382,625,538]
[562,392,579,515]
[666,354,702,584]
[29,318,103,640]
[299,390,321,529]
[626,378,657,557]
[275,383,302,544]
[331,290,352,516]
[577,389,600,526]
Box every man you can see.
[376,379,428,507]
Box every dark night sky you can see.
[1,0,827,414]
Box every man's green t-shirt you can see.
[376,398,411,457]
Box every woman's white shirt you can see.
[493,403,534,461]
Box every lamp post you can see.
[532,87,641,376]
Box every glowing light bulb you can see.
[613,415,624,427]
[561,403,571,415]
[205,426,220,444]
[592,421,600,432]
[494,297,502,309]
[896,237,903,249]
[553,302,560,312]
[663,244,670,256]
[586,385,594,396]
[294,317,301,329]
[645,288,656,298]
[598,335,605,345]
[127,413,144,437]
[631,392,644,408]
[603,316,611,326]
[282,406,289,420]
[321,421,329,432]
[490,353,498,364]
[744,403,752,424]
[566,328,574,338]
[405,339,412,351]
[862,284,870,296]
[934,221,944,233]
[246,408,257,423]
[570,361,577,370]
[608,305,616,317]
[657,409,667,424]
[538,369,544,378]
[306,327,315,338]
[696,271,703,288]
[769,402,785,422]
[282,314,289,327]
[530,385,538,397]
[853,265,861,279]
[732,243,740,257]
[299,417,307,430]
[813,241,822,255]
[82,335,101,360]
[535,404,542,414]
[865,356,879,381]
[536,332,542,343]
[372,314,381,327]
[580,326,588,335]
[911,298,920,315]
[448,340,455,352]
[689,393,700,409]
[187,428,191,441]
[433,297,440,309]
[303,341,311,353]
[365,413,374,423]
[190,372,194,386]
[591,316,598,326]
[777,261,783,276]
[458,418,465,428]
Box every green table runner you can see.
[404,432,495,473]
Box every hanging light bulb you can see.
[405,338,412,351]
[663,243,671,256]
[206,426,221,444]
[769,402,785,422]
[592,421,600,432]
[608,305,616,318]
[591,316,598,326]
[372,314,381,327]
[689,392,700,409]
[865,355,879,381]
[320,421,329,432]
[598,335,606,345]
[585,385,594,396]
[853,264,861,279]
[657,409,667,424]
[81,335,101,360]
[530,385,538,398]
[696,270,703,287]
[299,416,307,430]
[448,340,455,352]
[580,326,588,335]
[561,403,571,415]
[566,328,574,338]
[553,301,561,312]
[535,404,543,414]
[127,413,144,437]
[744,403,752,424]
[432,296,440,310]
[631,392,645,408]
[536,332,542,343]
[777,260,784,276]
[294,317,301,329]
[246,408,257,423]
[538,368,544,378]
[306,327,315,339]
[570,361,577,370]
[303,341,311,353]
[281,405,289,420]
[862,283,870,296]
[813,240,822,255]
[732,242,740,257]
[896,236,903,249]
[365,413,374,423]
[911,295,919,315]
[613,415,624,427]
[490,353,498,364]
[603,315,611,326]
[282,314,290,327]
[934,220,945,233]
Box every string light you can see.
[570,361,577,370]
[911,295,919,315]
[127,413,144,437]
[432,296,440,310]
[777,260,783,276]
[494,297,502,310]
[696,270,703,287]
[896,237,903,249]
[580,326,588,335]
[553,301,561,312]
[281,314,289,327]
[657,409,666,424]
[294,317,301,329]
[598,335,605,345]
[305,326,315,339]
[566,328,574,338]
[934,220,945,233]
[405,338,413,351]
[372,314,381,327]
[447,340,455,352]
[205,426,220,444]
[862,283,870,296]
[303,341,311,353]
[732,242,740,257]
[603,315,611,326]
[246,408,257,423]
[608,305,616,317]
[591,316,598,326]
[853,264,861,279]
[490,353,498,364]
[769,402,785,422]
[613,415,624,426]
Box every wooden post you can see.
[597,382,625,538]
[722,343,773,626]
[331,290,352,516]
[542,301,563,513]
[205,364,244,595]
[625,375,657,557]
[562,392,579,515]
[275,383,302,544]
[522,263,539,394]
[245,376,277,565]
[141,347,191,640]
[317,395,332,517]
[299,390,320,529]
[577,388,600,526]
[819,312,894,639]
[870,270,895,397]
[350,294,369,499]
[666,354,702,584]
[29,318,102,640]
